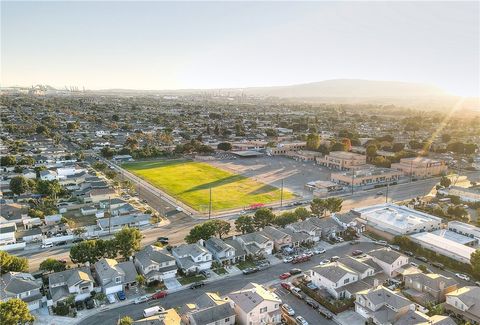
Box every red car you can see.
[151,291,168,299]
[279,272,291,280]
[281,282,291,290]
[292,255,310,264]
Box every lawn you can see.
[178,274,205,285]
[123,159,294,212]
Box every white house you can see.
[367,248,409,277]
[134,245,178,283]
[310,262,359,299]
[172,242,212,274]
[48,267,95,305]
[226,282,282,325]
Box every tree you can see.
[95,293,106,303]
[235,215,255,234]
[0,252,28,274]
[185,222,216,243]
[310,198,328,217]
[72,227,86,237]
[101,147,116,159]
[330,142,346,152]
[306,133,321,150]
[294,207,310,220]
[70,240,99,264]
[39,258,66,273]
[440,176,451,188]
[325,197,343,215]
[447,205,468,219]
[118,316,134,325]
[471,249,480,279]
[135,274,145,287]
[114,227,142,259]
[1,155,16,167]
[253,208,275,230]
[9,176,30,195]
[272,212,298,227]
[418,264,428,273]
[0,298,35,325]
[366,144,378,157]
[372,156,391,168]
[211,220,231,239]
[18,156,35,166]
[36,180,62,198]
[217,142,232,151]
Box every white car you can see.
[410,262,419,268]
[176,207,183,212]
[283,256,293,263]
[314,248,326,254]
[456,273,471,281]
[41,242,53,248]
[295,315,309,325]
[319,259,330,265]
[134,295,150,304]
[281,303,295,316]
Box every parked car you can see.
[117,291,126,301]
[319,259,330,265]
[389,245,400,251]
[75,300,85,311]
[455,273,471,281]
[151,291,167,299]
[72,238,84,243]
[304,250,314,257]
[242,267,258,275]
[313,248,326,254]
[57,259,67,264]
[279,272,291,280]
[190,281,205,289]
[330,256,340,262]
[292,255,310,264]
[289,268,302,275]
[475,281,480,287]
[41,243,53,248]
[283,256,293,263]
[134,295,151,304]
[376,191,384,196]
[417,256,428,263]
[404,251,414,257]
[305,298,319,309]
[376,240,387,246]
[352,250,363,256]
[291,287,305,299]
[318,309,333,319]
[410,262,419,268]
[281,304,295,316]
[306,282,318,290]
[281,282,292,290]
[431,262,445,270]
[200,270,211,278]
[107,294,116,304]
[295,315,309,325]
[349,241,359,245]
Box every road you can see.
[78,240,474,325]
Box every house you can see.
[96,213,151,231]
[0,203,28,226]
[39,170,58,181]
[134,245,178,283]
[0,222,17,245]
[17,227,43,243]
[204,237,237,265]
[367,248,409,277]
[0,272,43,311]
[445,286,480,324]
[404,272,457,304]
[223,238,247,263]
[182,292,235,325]
[260,226,292,251]
[309,262,359,299]
[355,286,415,324]
[286,218,322,242]
[395,310,456,325]
[226,282,282,325]
[48,267,95,305]
[172,242,212,274]
[44,214,62,225]
[93,258,138,295]
[234,232,274,257]
[133,308,182,325]
[85,188,117,203]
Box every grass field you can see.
[122,159,294,212]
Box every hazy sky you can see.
[1,1,479,96]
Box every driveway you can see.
[164,277,182,290]
[335,310,366,325]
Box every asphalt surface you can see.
[77,240,474,325]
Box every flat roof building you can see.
[330,166,402,187]
[352,203,442,235]
[391,157,447,178]
[448,221,480,242]
[431,229,478,247]
[316,151,367,170]
[410,232,476,264]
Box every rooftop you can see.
[410,232,476,262]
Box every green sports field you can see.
[122,159,294,212]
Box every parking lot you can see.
[208,156,331,199]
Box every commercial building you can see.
[448,221,480,242]
[438,186,480,203]
[316,151,367,170]
[391,157,447,178]
[431,229,478,247]
[409,232,476,264]
[266,142,306,156]
[330,166,402,187]
[352,203,442,236]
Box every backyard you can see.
[123,159,294,212]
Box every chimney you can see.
[198,239,205,246]
[373,278,380,287]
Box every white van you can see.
[143,306,164,318]
[41,242,54,248]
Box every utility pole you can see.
[108,196,112,235]
[351,170,355,195]
[385,183,389,203]
[280,179,284,208]
[410,160,413,182]
[208,187,212,220]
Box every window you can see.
[225,318,230,323]
[260,307,267,313]
[115,276,121,284]
[344,278,350,284]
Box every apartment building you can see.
[391,157,447,178]
[330,166,402,187]
[316,151,367,170]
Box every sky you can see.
[1,1,479,96]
